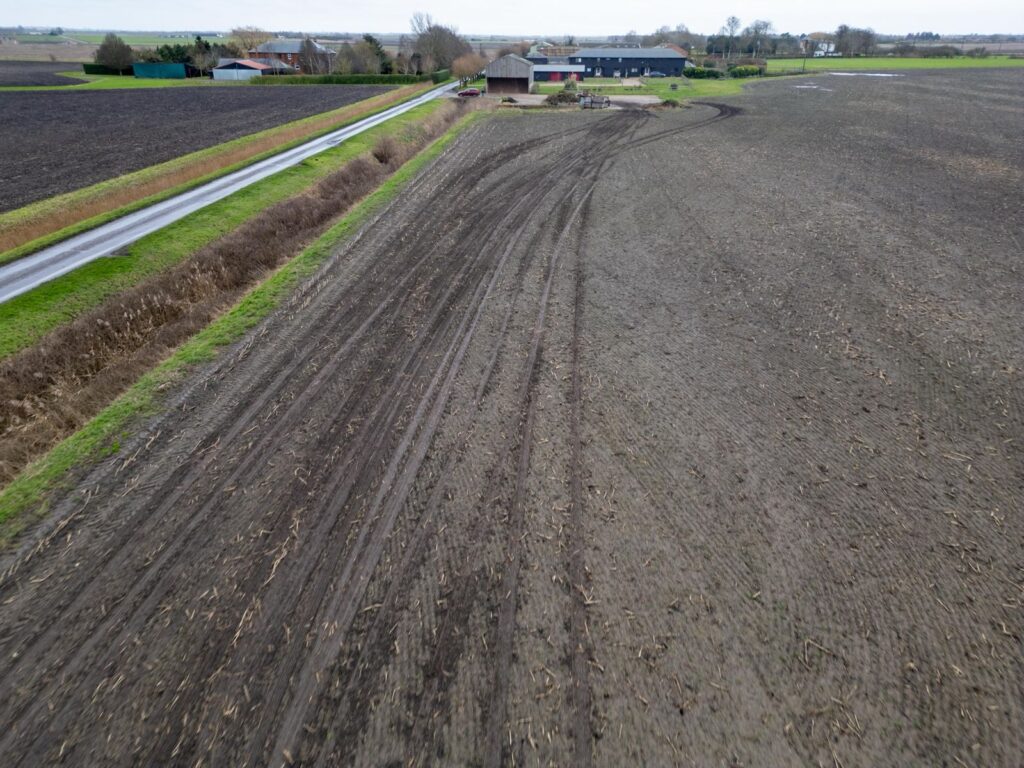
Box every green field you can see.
[766,55,1024,72]
[534,76,746,101]
[69,33,198,46]
[0,71,247,92]
[0,108,483,535]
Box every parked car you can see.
[458,88,481,97]
[647,71,667,78]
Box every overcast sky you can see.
[10,0,1024,36]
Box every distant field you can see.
[767,55,1024,72]
[69,33,199,46]
[0,42,96,62]
[0,85,390,211]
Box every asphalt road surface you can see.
[0,82,456,304]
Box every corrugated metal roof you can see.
[215,59,272,70]
[252,39,334,55]
[485,54,534,78]
[533,64,585,72]
[573,47,684,59]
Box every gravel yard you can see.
[0,69,1020,766]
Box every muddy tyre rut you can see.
[1,70,1022,768]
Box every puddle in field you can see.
[793,84,834,91]
[828,72,903,77]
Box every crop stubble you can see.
[0,69,1021,766]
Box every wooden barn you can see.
[485,54,534,95]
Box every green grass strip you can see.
[766,55,1024,72]
[0,100,446,360]
[0,109,484,544]
[0,84,432,265]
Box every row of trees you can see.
[94,32,245,74]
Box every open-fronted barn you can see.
[485,54,534,94]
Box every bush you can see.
[966,47,990,58]
[658,98,681,108]
[256,73,430,85]
[544,90,579,106]
[729,65,762,78]
[501,96,517,103]
[431,69,451,83]
[683,67,724,79]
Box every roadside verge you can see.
[0,83,434,263]
[0,105,485,541]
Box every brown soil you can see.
[0,60,86,86]
[0,85,390,212]
[0,69,1021,766]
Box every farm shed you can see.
[533,64,586,82]
[570,47,687,77]
[132,62,199,79]
[213,60,272,81]
[485,54,534,95]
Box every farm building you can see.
[485,54,534,94]
[248,39,335,74]
[570,47,687,77]
[533,63,586,82]
[212,59,295,80]
[485,55,536,95]
[132,62,200,79]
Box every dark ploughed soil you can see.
[0,85,390,212]
[0,69,1020,766]
[0,60,85,87]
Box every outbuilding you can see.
[485,54,534,95]
[132,62,200,79]
[533,63,585,82]
[212,59,272,81]
[570,47,687,78]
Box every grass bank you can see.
[0,83,431,259]
[534,76,748,101]
[766,55,1024,73]
[0,107,485,541]
[0,98,448,360]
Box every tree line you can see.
[95,17,482,78]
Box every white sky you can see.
[8,0,1024,37]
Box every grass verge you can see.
[0,99,449,360]
[766,55,1024,73]
[0,83,433,259]
[0,108,484,543]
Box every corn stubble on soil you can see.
[0,69,1021,765]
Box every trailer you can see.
[579,94,611,109]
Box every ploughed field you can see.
[0,85,390,212]
[0,69,1021,766]
[0,60,86,87]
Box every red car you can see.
[457,88,481,97]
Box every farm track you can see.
[1,69,1022,767]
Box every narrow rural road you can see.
[0,81,457,304]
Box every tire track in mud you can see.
[0,121,576,763]
[481,112,654,768]
[0,103,742,766]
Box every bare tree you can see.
[299,38,331,74]
[232,26,271,55]
[725,16,741,59]
[452,52,486,85]
[410,14,471,72]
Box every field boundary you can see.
[0,108,485,545]
[0,83,434,263]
